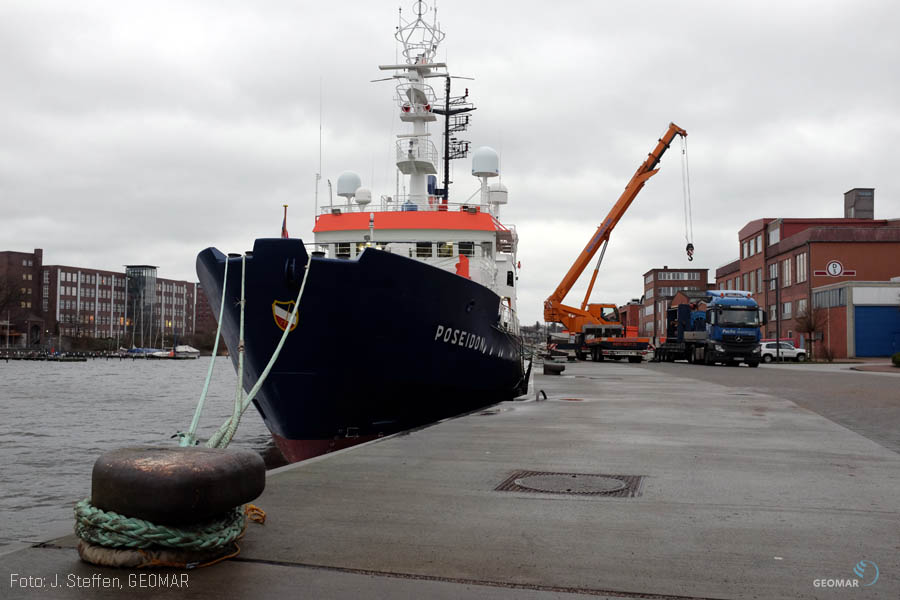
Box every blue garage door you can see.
[855,306,900,357]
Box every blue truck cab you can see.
[655,290,767,367]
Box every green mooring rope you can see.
[74,499,246,551]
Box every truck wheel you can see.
[797,354,806,362]
[576,351,586,361]
[762,354,773,363]
[747,360,759,368]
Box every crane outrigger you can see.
[543,122,689,361]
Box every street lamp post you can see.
[763,274,781,362]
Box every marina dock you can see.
[4,361,899,599]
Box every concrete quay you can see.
[4,361,899,599]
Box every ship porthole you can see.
[466,299,475,313]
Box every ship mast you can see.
[378,1,446,208]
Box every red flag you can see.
[281,205,289,239]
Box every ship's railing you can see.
[319,199,492,214]
[396,137,438,166]
[395,82,437,109]
[498,302,520,336]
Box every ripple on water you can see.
[0,358,273,541]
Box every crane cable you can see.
[680,135,695,261]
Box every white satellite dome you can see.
[355,187,372,207]
[488,182,508,205]
[336,171,362,198]
[472,146,500,177]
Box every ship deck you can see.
[4,360,899,599]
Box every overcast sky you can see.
[3,1,899,325]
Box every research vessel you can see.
[197,4,526,462]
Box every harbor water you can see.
[0,357,273,547]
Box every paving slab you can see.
[2,361,898,599]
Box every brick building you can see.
[0,248,201,349]
[194,283,218,337]
[714,189,900,355]
[0,249,44,346]
[812,280,900,357]
[640,266,711,342]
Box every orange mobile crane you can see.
[543,122,690,361]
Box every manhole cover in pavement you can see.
[513,474,627,494]
[495,470,644,497]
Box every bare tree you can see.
[795,306,827,360]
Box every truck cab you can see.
[655,290,766,367]
[703,291,766,366]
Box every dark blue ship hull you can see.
[196,238,527,462]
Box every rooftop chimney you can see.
[844,188,874,219]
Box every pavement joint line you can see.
[230,556,732,600]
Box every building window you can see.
[769,304,776,320]
[646,288,654,299]
[782,258,791,287]
[742,273,749,290]
[335,243,351,259]
[756,234,762,253]
[645,273,654,284]
[756,268,762,293]
[749,273,755,294]
[748,238,755,256]
[768,263,778,290]
[813,287,846,308]
[796,252,807,283]
[733,277,739,289]
[782,301,792,319]
[458,242,474,257]
[742,241,748,259]
[768,226,780,246]
[437,242,453,258]
[797,298,808,316]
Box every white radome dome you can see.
[355,187,372,207]
[336,171,362,198]
[472,146,499,177]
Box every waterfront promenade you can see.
[3,361,898,599]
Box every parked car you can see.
[760,341,807,363]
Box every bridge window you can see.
[458,242,474,257]
[415,242,433,258]
[335,243,351,259]
[437,242,453,258]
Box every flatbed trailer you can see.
[585,335,651,363]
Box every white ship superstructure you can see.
[313,3,519,328]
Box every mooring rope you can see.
[179,257,230,448]
[74,500,266,568]
[174,252,311,450]
[205,258,312,449]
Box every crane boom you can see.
[544,123,687,330]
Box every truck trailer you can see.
[653,290,766,367]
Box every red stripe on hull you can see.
[271,431,381,463]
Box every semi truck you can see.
[653,290,766,367]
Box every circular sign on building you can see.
[826,260,844,276]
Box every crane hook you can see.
[686,243,694,262]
